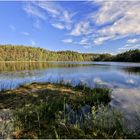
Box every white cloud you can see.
[118,47,133,51]
[94,35,114,45]
[126,44,140,48]
[63,10,72,24]
[83,45,91,49]
[62,38,73,43]
[70,21,91,36]
[127,38,139,44]
[93,1,140,26]
[23,3,46,20]
[51,23,65,30]
[79,38,90,45]
[69,37,92,47]
[30,40,36,46]
[21,32,30,36]
[93,1,127,25]
[23,1,74,30]
[90,1,140,45]
[118,44,140,51]
[35,1,59,16]
[68,1,140,46]
[23,1,140,49]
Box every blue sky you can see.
[0,1,140,54]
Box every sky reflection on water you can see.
[0,61,140,127]
[0,62,140,89]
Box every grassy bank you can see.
[0,82,139,138]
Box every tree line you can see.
[0,45,139,62]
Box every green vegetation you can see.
[1,44,139,62]
[0,82,140,138]
[0,45,95,61]
[112,49,140,62]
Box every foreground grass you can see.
[0,82,139,138]
[0,82,110,109]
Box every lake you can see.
[0,61,140,129]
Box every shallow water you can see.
[0,61,140,128]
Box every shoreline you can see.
[0,82,140,138]
[0,82,111,109]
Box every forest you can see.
[0,45,140,62]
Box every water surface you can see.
[0,61,140,129]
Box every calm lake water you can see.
[0,61,140,128]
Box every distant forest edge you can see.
[0,45,140,62]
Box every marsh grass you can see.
[0,82,140,138]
